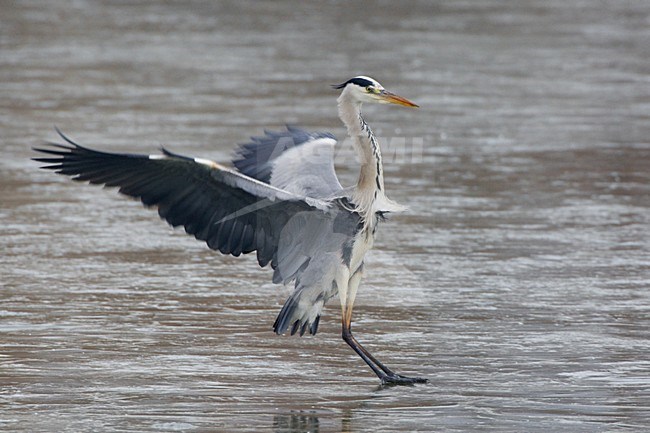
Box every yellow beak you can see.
[379,90,419,108]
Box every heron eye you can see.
[366,86,374,93]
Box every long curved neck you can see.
[337,92,385,221]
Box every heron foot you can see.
[381,373,428,386]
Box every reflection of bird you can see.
[34,76,427,385]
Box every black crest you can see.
[332,77,375,90]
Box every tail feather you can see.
[273,288,323,336]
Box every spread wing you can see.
[33,130,333,270]
[232,126,344,199]
[34,129,365,337]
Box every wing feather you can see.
[34,130,365,337]
[233,126,344,199]
[33,132,331,269]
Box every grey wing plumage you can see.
[33,131,328,268]
[233,126,344,199]
[34,130,361,336]
[272,206,362,336]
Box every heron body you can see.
[34,76,427,385]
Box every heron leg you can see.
[339,266,427,385]
[341,319,427,385]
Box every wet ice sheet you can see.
[1,1,649,432]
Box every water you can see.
[1,1,649,432]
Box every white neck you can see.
[337,89,403,226]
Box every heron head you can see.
[333,75,418,108]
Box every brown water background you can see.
[1,1,649,432]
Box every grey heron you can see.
[34,76,427,385]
